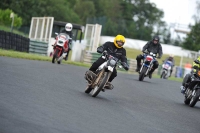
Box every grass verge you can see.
[0,49,90,67]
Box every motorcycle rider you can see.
[136,35,163,78]
[180,57,200,94]
[84,35,129,90]
[53,23,73,60]
[163,55,175,77]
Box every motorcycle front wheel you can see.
[160,71,166,79]
[52,49,59,63]
[139,67,147,81]
[92,72,111,97]
[189,89,200,107]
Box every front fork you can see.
[91,69,105,88]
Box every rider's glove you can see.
[121,62,129,71]
[157,56,161,59]
[97,46,104,53]
[102,50,108,56]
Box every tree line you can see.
[0,0,200,51]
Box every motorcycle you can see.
[160,60,172,79]
[52,33,71,64]
[183,69,200,107]
[138,52,157,81]
[84,52,124,97]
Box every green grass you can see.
[0,49,90,67]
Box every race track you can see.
[0,57,199,133]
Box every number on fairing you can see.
[108,66,113,72]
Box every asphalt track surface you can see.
[0,56,200,133]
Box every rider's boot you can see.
[149,68,155,79]
[104,82,114,90]
[180,86,186,94]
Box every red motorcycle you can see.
[52,33,71,64]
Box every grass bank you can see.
[0,49,90,67]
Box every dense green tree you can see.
[182,22,200,51]
[0,9,22,27]
[0,0,168,42]
[74,0,95,24]
[1,0,81,26]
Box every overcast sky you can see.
[149,0,197,26]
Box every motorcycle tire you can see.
[52,49,59,63]
[160,71,165,79]
[189,89,200,107]
[139,67,147,81]
[184,97,190,105]
[92,72,110,97]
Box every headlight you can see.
[109,59,116,66]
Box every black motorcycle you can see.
[184,70,200,107]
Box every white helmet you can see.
[65,23,73,32]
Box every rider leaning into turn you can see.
[85,35,129,90]
[180,57,200,94]
[136,35,163,78]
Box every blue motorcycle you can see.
[139,52,157,81]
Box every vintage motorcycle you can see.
[160,60,173,79]
[52,33,71,64]
[138,52,157,81]
[84,52,125,97]
[183,69,200,107]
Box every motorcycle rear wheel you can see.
[85,86,93,94]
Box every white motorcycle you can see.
[160,60,172,79]
[84,52,126,97]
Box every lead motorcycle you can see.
[138,52,157,81]
[84,52,125,97]
[52,33,71,64]
[183,69,200,107]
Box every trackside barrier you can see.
[29,40,48,55]
[0,30,29,52]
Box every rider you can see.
[136,35,163,78]
[53,23,73,60]
[180,57,200,94]
[84,35,129,90]
[163,54,175,77]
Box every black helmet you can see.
[152,35,160,45]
